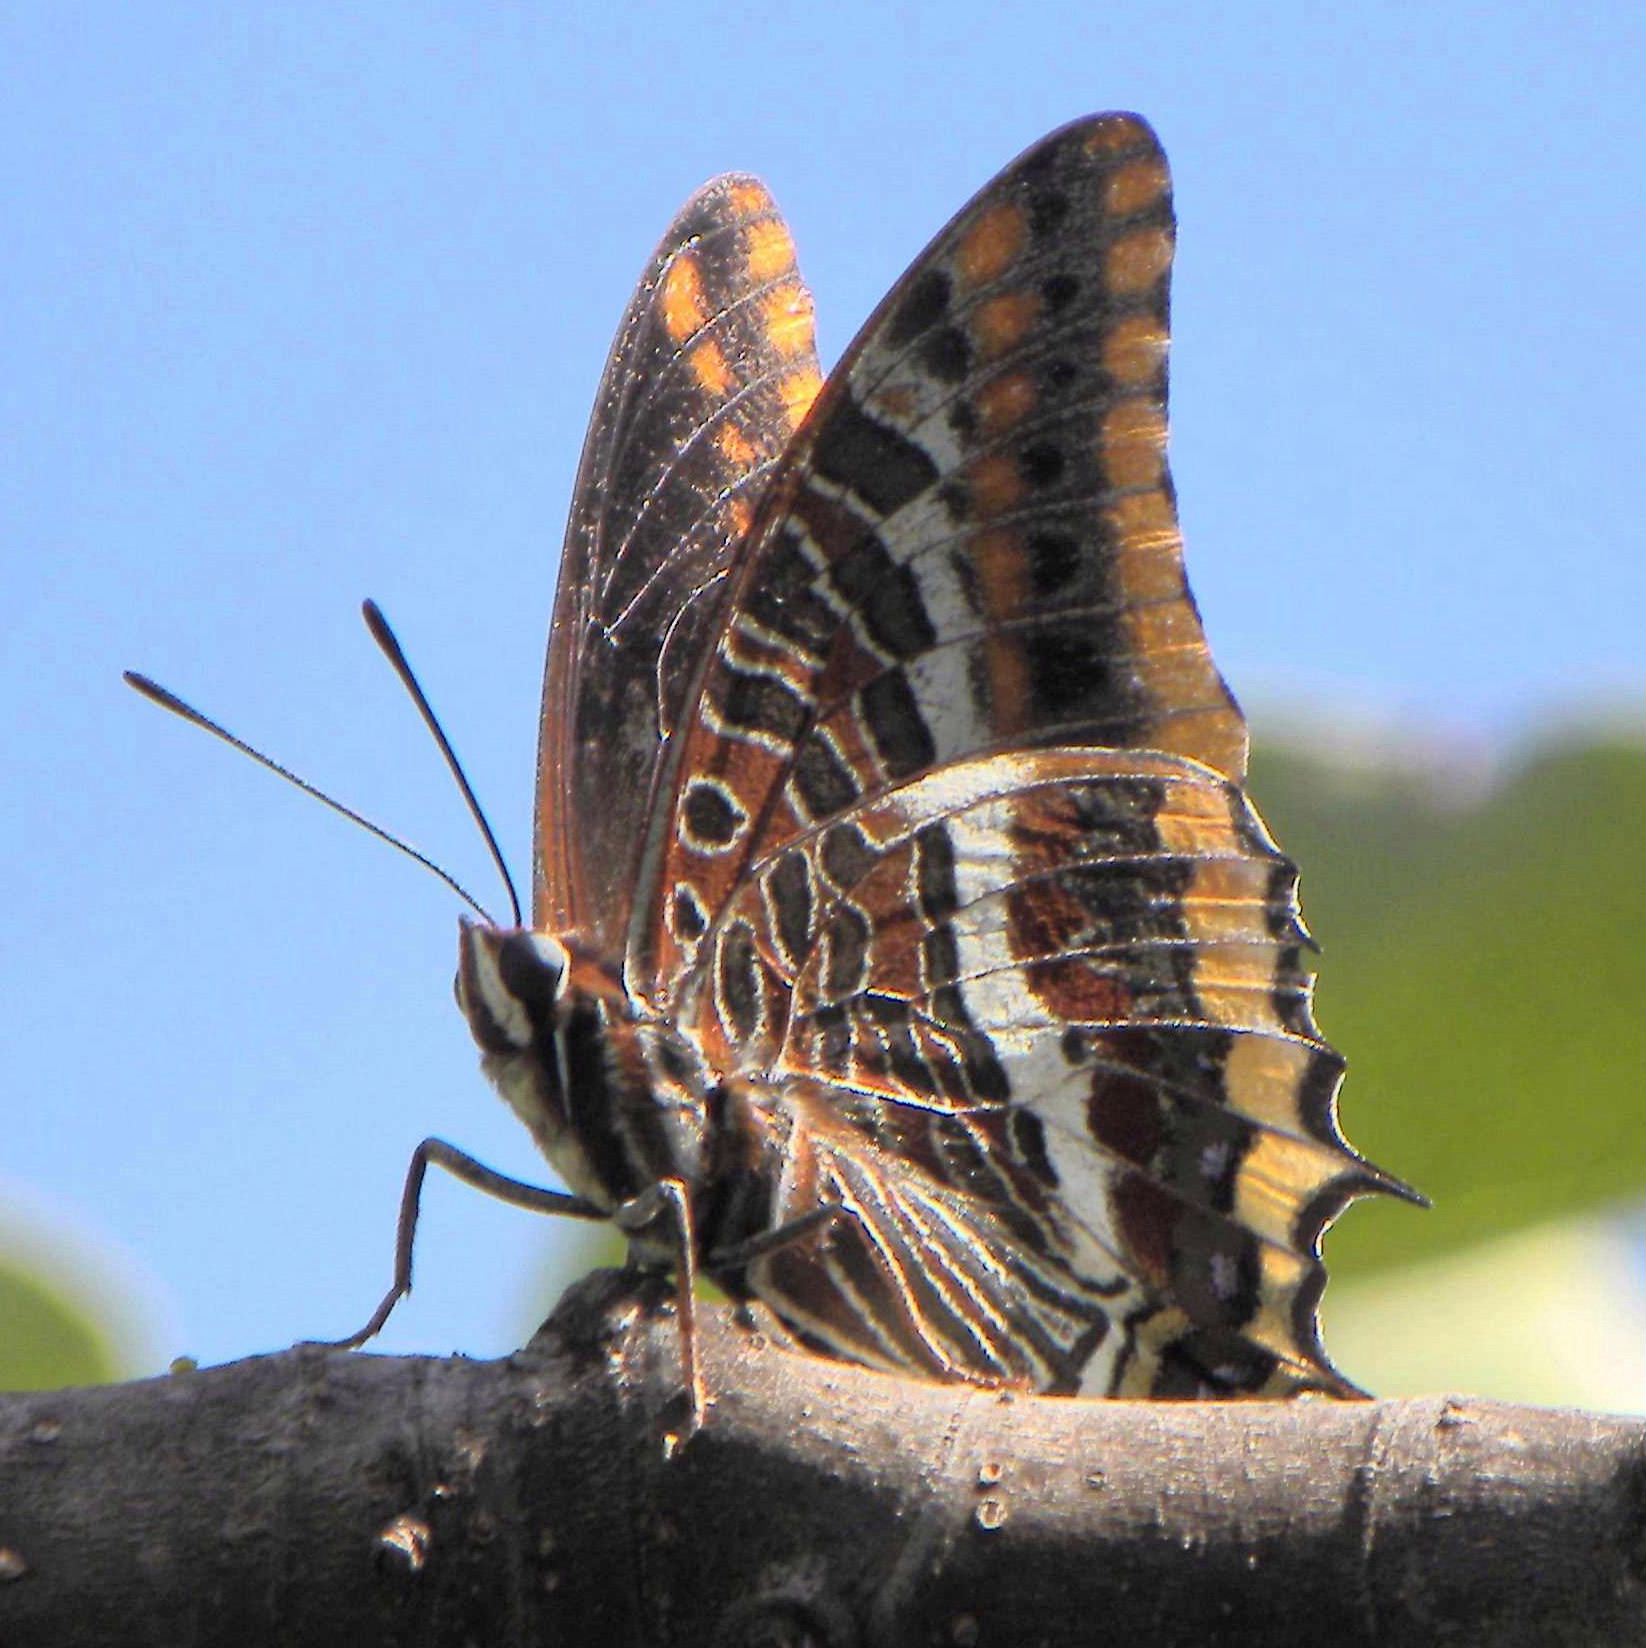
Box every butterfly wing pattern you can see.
[481,112,1413,1403]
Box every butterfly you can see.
[433,110,1420,1402]
[133,112,1410,1401]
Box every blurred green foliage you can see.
[1248,732,1646,1278]
[0,1260,123,1391]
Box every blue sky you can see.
[3,4,1641,1377]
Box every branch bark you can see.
[1,1269,1641,1646]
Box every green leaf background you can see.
[0,1259,123,1393]
[1251,734,1645,1274]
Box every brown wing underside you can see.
[534,174,822,945]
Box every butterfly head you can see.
[454,919,649,1213]
[454,919,571,1060]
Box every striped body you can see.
[461,115,1411,1398]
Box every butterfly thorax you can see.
[455,920,713,1217]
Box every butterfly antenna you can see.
[123,670,497,925]
[361,600,524,929]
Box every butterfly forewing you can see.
[640,115,1244,997]
[534,175,823,943]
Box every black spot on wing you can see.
[811,396,939,517]
[672,885,708,942]
[859,670,936,778]
[1022,620,1128,721]
[1041,271,1080,312]
[792,734,862,819]
[682,780,744,847]
[717,669,809,741]
[921,326,972,384]
[1027,530,1081,596]
[821,821,879,891]
[717,923,762,1042]
[768,852,815,971]
[914,824,959,921]
[886,268,952,346]
[1019,443,1066,490]
[829,535,938,660]
[822,904,871,998]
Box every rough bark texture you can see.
[1,1270,1642,1646]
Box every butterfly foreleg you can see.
[320,1136,604,1350]
[613,1177,707,1429]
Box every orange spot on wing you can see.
[1193,943,1284,1030]
[1100,399,1168,490]
[983,631,1032,732]
[689,337,734,394]
[743,217,797,283]
[779,364,824,426]
[1234,1131,1345,1246]
[968,526,1042,732]
[956,201,1029,287]
[762,284,819,362]
[1113,546,1184,605]
[967,452,1025,515]
[972,289,1040,359]
[1241,1250,1316,1360]
[729,179,774,217]
[968,528,1034,618]
[968,527,1061,735]
[1104,228,1174,296]
[1083,115,1156,158]
[1128,599,1207,661]
[1180,859,1272,942]
[970,527,1029,616]
[975,370,1037,435]
[1222,1035,1320,1132]
[1105,156,1170,216]
[1145,701,1247,783]
[1101,315,1168,386]
[1123,596,1243,777]
[661,251,709,342]
[716,422,758,467]
[1105,490,1185,601]
[1151,801,1241,863]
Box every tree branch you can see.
[1,1270,1641,1646]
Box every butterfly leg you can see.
[613,1178,706,1432]
[706,1203,844,1270]
[319,1136,604,1350]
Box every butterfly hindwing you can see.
[534,175,823,943]
[698,746,1387,1394]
